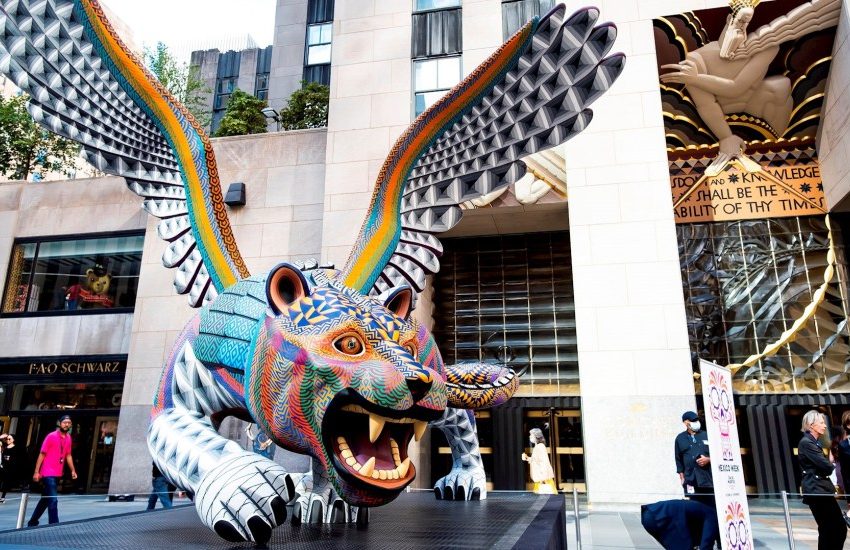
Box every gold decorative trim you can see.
[788,92,825,122]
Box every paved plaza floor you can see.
[0,491,843,548]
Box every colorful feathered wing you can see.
[339,4,625,296]
[0,0,249,306]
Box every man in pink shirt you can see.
[27,415,77,526]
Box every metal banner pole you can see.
[781,490,796,550]
[572,487,582,550]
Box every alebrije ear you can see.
[266,263,311,314]
[383,285,414,320]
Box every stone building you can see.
[2,0,850,510]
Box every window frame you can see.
[412,54,462,116]
[413,0,462,14]
[1,229,145,319]
[305,22,333,68]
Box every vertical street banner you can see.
[700,359,753,550]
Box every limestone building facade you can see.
[2,0,850,509]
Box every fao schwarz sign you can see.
[0,358,127,378]
[28,361,124,375]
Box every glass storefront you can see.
[430,232,583,491]
[433,231,578,396]
[679,215,850,392]
[0,356,126,494]
[1,231,144,314]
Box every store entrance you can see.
[522,408,585,492]
[14,413,118,494]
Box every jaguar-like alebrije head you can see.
[245,263,446,507]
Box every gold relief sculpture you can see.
[656,0,850,393]
[660,0,839,175]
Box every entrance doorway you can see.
[87,416,118,492]
[523,408,585,492]
[13,413,118,494]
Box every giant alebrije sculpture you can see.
[0,0,624,543]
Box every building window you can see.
[413,56,461,116]
[412,5,461,58]
[432,232,577,395]
[1,231,144,315]
[214,77,237,110]
[502,0,555,38]
[411,0,462,117]
[306,23,333,66]
[415,0,461,11]
[304,22,333,86]
[255,73,269,100]
[679,216,850,393]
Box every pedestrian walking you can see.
[27,415,77,526]
[798,409,847,549]
[147,462,174,510]
[521,428,557,494]
[0,434,26,503]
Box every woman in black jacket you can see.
[0,434,26,502]
[798,410,847,549]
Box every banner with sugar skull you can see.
[700,359,753,550]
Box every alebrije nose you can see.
[406,370,433,403]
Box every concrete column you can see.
[819,0,850,210]
[237,48,260,95]
[268,0,309,112]
[565,0,699,506]
[320,0,413,267]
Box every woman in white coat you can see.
[522,428,558,494]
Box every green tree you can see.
[214,89,268,137]
[144,42,212,129]
[278,81,329,130]
[0,94,80,181]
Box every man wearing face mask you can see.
[675,411,714,505]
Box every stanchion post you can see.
[16,490,29,529]
[781,490,796,550]
[572,487,582,550]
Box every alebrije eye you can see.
[334,334,365,356]
[404,343,417,357]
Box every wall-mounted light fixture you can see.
[262,107,281,131]
[224,182,246,207]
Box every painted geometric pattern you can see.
[340,4,625,297]
[431,407,487,500]
[0,0,248,307]
[194,275,268,372]
[444,362,519,409]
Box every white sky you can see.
[100,0,276,59]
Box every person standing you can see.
[147,462,174,510]
[836,411,850,526]
[0,434,26,503]
[27,415,77,526]
[799,410,847,549]
[674,411,713,505]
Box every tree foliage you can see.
[278,81,329,130]
[0,94,80,181]
[214,89,269,137]
[144,42,212,129]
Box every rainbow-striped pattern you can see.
[77,0,248,291]
[340,19,538,294]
